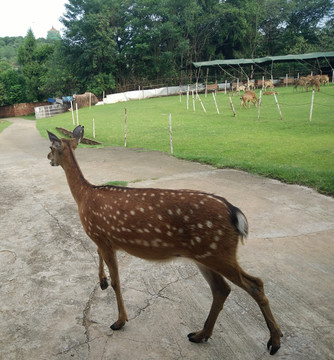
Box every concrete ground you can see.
[0,118,333,360]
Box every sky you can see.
[0,0,68,39]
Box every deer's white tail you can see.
[226,201,248,244]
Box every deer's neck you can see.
[61,143,91,204]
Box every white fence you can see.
[99,83,231,105]
[35,104,65,119]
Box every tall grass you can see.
[37,85,334,196]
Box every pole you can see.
[93,118,95,138]
[212,92,220,114]
[124,108,127,147]
[169,113,173,154]
[196,92,206,113]
[71,101,75,125]
[273,93,283,120]
[257,90,262,119]
[187,86,189,110]
[309,90,315,121]
[192,90,195,111]
[228,95,237,117]
[76,103,79,125]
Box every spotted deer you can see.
[47,126,282,355]
[240,90,259,108]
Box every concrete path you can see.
[0,118,333,360]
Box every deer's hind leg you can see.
[218,262,282,355]
[98,246,128,330]
[188,263,231,343]
[98,248,109,290]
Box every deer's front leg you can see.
[99,247,128,330]
[97,248,108,290]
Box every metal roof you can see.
[193,51,334,68]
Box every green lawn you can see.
[0,119,11,132]
[37,84,334,196]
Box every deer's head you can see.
[47,125,84,167]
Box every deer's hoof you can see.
[100,278,108,290]
[187,331,208,343]
[110,321,126,331]
[267,337,281,355]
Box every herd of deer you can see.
[293,74,329,92]
[47,126,282,355]
[237,74,329,109]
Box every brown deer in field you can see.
[240,90,259,108]
[47,126,282,355]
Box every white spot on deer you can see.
[206,221,213,228]
[210,243,218,250]
[197,223,203,229]
[214,235,220,242]
[158,214,163,221]
[176,208,182,215]
[149,206,154,210]
[152,239,161,247]
[130,210,135,216]
[195,251,212,259]
[151,193,155,197]
[168,209,173,216]
[184,215,189,222]
[155,228,162,233]
[195,236,201,243]
[167,231,173,237]
[139,208,145,213]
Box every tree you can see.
[17,29,55,101]
[61,0,119,95]
[0,68,27,106]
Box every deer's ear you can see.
[73,125,84,144]
[47,131,62,149]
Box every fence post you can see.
[192,90,195,111]
[124,108,127,147]
[71,101,75,125]
[228,95,237,117]
[196,92,206,113]
[309,90,315,121]
[76,103,79,125]
[257,90,262,119]
[273,93,283,120]
[169,113,173,154]
[212,92,220,114]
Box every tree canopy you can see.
[0,0,333,105]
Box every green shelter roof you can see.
[193,52,334,68]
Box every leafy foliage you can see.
[0,0,333,104]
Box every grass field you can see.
[36,84,334,196]
[0,119,11,132]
